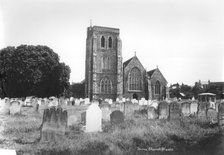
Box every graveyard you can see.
[0,97,223,155]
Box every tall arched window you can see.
[108,36,112,48]
[155,81,160,95]
[128,68,141,90]
[101,36,105,48]
[100,77,112,94]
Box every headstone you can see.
[0,149,16,155]
[40,106,68,142]
[81,111,86,125]
[207,108,218,124]
[85,98,90,105]
[169,102,180,120]
[181,102,191,116]
[75,99,80,106]
[218,102,224,129]
[147,107,158,119]
[0,98,10,115]
[158,102,169,119]
[198,102,208,118]
[68,115,78,127]
[9,101,21,115]
[124,103,139,116]
[108,99,113,105]
[190,102,198,115]
[101,106,111,122]
[110,110,124,125]
[85,103,102,132]
[149,100,159,109]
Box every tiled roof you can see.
[147,69,156,77]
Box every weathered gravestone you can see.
[147,107,158,119]
[158,102,169,119]
[190,102,198,115]
[207,108,218,124]
[68,115,78,127]
[9,101,21,115]
[169,102,181,120]
[198,102,208,118]
[110,110,124,125]
[101,105,111,122]
[0,98,10,115]
[40,106,68,142]
[81,111,86,125]
[181,102,191,116]
[85,103,102,132]
[218,102,224,129]
[124,102,139,117]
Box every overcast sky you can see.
[0,0,223,86]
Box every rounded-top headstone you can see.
[110,110,124,125]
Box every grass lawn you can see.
[0,105,219,155]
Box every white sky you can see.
[0,0,223,86]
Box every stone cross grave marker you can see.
[85,103,102,132]
[158,101,169,119]
[169,102,180,120]
[110,110,124,125]
[40,106,68,142]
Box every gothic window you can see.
[155,81,160,95]
[101,36,105,48]
[128,67,141,90]
[100,77,112,94]
[108,36,112,48]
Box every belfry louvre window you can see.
[101,36,105,48]
[128,68,141,90]
[155,81,160,95]
[108,37,112,48]
[100,77,112,93]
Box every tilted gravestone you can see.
[207,108,218,124]
[85,103,102,132]
[40,106,68,142]
[218,102,224,129]
[9,101,21,115]
[158,102,169,119]
[169,102,181,120]
[181,102,191,116]
[147,107,158,119]
[190,102,198,115]
[110,110,124,125]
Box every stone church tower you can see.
[85,26,123,101]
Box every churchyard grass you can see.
[0,104,219,155]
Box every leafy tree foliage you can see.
[0,45,70,98]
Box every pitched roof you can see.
[147,69,156,77]
[123,57,134,68]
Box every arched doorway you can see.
[133,93,138,100]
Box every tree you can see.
[0,45,71,98]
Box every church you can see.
[85,26,169,101]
